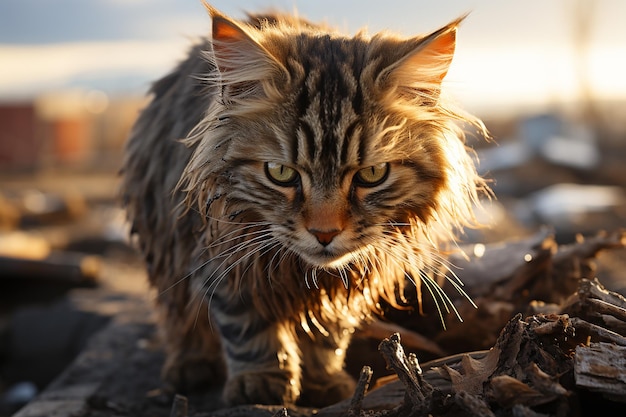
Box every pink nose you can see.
[309,229,341,246]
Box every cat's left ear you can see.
[378,16,465,103]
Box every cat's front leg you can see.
[297,320,356,407]
[211,296,302,405]
[158,296,226,392]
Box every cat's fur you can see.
[121,3,489,407]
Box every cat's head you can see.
[182,5,488,272]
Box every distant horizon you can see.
[2,0,625,118]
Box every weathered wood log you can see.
[0,252,101,284]
[575,343,626,403]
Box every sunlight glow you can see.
[0,40,192,99]
[1,30,625,115]
[445,44,626,115]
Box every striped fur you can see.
[121,3,489,407]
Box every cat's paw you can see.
[162,353,226,392]
[223,371,299,406]
[299,370,356,407]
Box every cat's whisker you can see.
[338,267,349,290]
[264,244,284,276]
[441,274,477,309]
[156,226,271,297]
[411,263,464,326]
[198,238,278,326]
[259,241,282,270]
[201,212,272,227]
[374,221,412,228]
[208,231,275,261]
[191,232,275,304]
[380,230,466,286]
[369,238,463,327]
[412,270,449,328]
[211,232,275,274]
[185,223,272,266]
[158,255,215,296]
[158,275,191,296]
[234,240,280,298]
[274,247,295,272]
[312,268,319,290]
[206,226,272,249]
[426,260,474,308]
[416,249,475,309]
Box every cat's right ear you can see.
[204,3,285,97]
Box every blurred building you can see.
[0,103,39,172]
[0,90,147,174]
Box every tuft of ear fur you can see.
[202,2,286,100]
[377,15,466,104]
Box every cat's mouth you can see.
[300,248,355,269]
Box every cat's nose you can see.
[308,229,341,246]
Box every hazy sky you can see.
[1,0,625,116]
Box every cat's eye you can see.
[265,162,300,186]
[354,163,390,187]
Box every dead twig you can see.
[169,394,188,417]
[378,333,433,416]
[346,366,373,417]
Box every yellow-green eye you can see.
[354,163,390,187]
[265,162,299,186]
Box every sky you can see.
[1,0,625,117]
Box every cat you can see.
[121,2,489,408]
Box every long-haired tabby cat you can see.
[121,1,489,407]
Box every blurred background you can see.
[0,0,625,415]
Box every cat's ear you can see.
[204,3,285,98]
[377,16,465,104]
